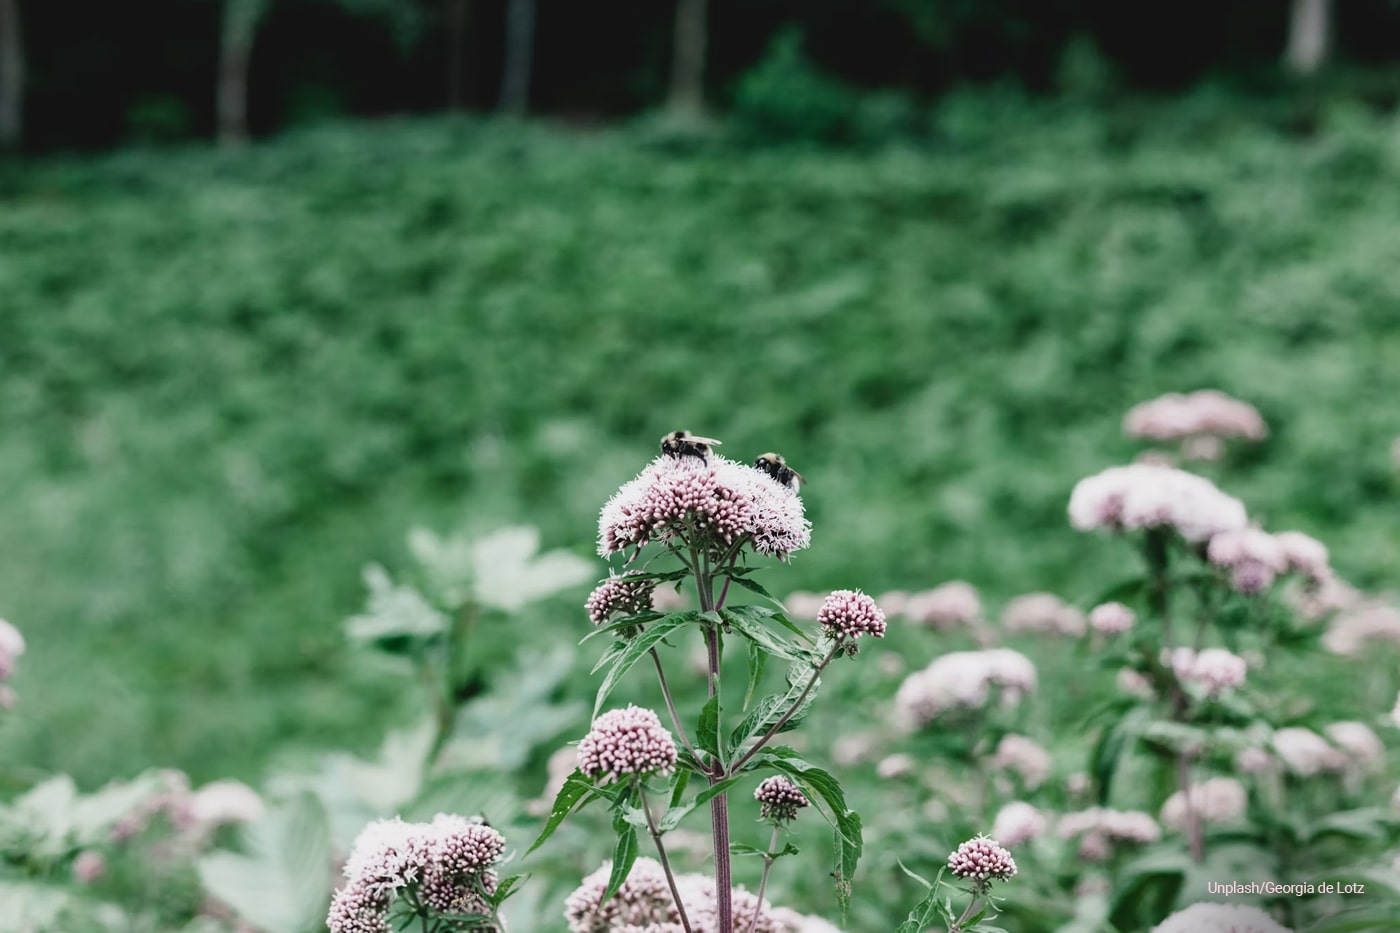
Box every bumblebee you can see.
[754,452,805,492]
[660,430,722,463]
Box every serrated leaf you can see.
[527,772,597,855]
[593,612,698,719]
[727,663,820,760]
[468,525,594,612]
[581,611,664,644]
[668,770,691,810]
[722,606,817,663]
[727,573,781,605]
[195,792,332,933]
[0,881,81,933]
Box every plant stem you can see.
[729,644,840,774]
[652,647,700,762]
[1144,529,1204,863]
[640,785,694,933]
[745,825,781,933]
[949,890,983,932]
[704,620,734,933]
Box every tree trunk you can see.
[1284,0,1332,77]
[667,0,707,119]
[218,0,267,146]
[0,0,22,150]
[446,0,470,111]
[497,0,535,117]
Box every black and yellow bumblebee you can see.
[660,430,722,463]
[754,452,805,493]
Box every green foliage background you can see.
[1,86,1398,827]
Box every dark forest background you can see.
[2,0,1398,152]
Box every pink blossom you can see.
[1271,727,1346,777]
[947,835,1017,888]
[754,775,809,822]
[817,589,886,643]
[904,582,981,629]
[1274,531,1331,582]
[990,802,1047,848]
[1160,777,1247,831]
[989,734,1052,789]
[1069,464,1247,543]
[1089,602,1136,636]
[190,780,264,827]
[327,880,391,933]
[72,850,107,884]
[1152,902,1291,933]
[1168,647,1247,697]
[585,571,657,627]
[1322,600,1400,655]
[578,706,678,784]
[1123,390,1267,444]
[1001,592,1086,636]
[1324,722,1385,772]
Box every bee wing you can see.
[790,467,807,486]
[691,435,722,446]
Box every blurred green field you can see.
[1,88,1398,805]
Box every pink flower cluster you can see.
[577,706,678,784]
[1089,602,1135,636]
[1167,647,1247,697]
[893,649,1037,729]
[1207,528,1287,593]
[1057,808,1162,861]
[990,802,1048,848]
[1270,727,1346,777]
[1152,902,1292,933]
[1069,464,1248,543]
[598,456,810,560]
[0,618,25,709]
[1160,777,1248,832]
[328,815,505,933]
[901,582,982,629]
[1123,390,1267,445]
[816,589,886,643]
[989,734,1052,790]
[1322,599,1400,656]
[1323,721,1385,773]
[947,835,1017,888]
[586,572,658,627]
[754,775,809,823]
[1001,592,1086,637]
[564,858,801,933]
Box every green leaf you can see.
[743,638,768,711]
[693,776,744,809]
[896,883,949,933]
[668,770,691,810]
[527,771,597,855]
[759,755,862,919]
[722,606,817,663]
[726,573,781,605]
[602,822,640,905]
[195,792,332,933]
[581,611,664,644]
[727,662,821,760]
[1090,704,1149,803]
[593,612,698,719]
[697,695,722,760]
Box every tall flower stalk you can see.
[536,445,878,932]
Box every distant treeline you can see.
[0,0,1397,151]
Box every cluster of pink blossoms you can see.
[990,802,1048,848]
[0,618,25,709]
[754,775,809,823]
[1123,389,1267,452]
[598,455,810,561]
[893,649,1037,729]
[1322,599,1400,656]
[1056,808,1161,861]
[577,706,678,785]
[816,589,886,645]
[1270,727,1346,777]
[1152,902,1291,933]
[585,572,658,627]
[989,734,1052,790]
[899,581,982,630]
[328,815,506,933]
[1000,592,1086,637]
[1088,602,1135,636]
[1167,647,1248,698]
[1069,463,1248,543]
[564,858,827,933]
[946,835,1017,890]
[1159,777,1248,832]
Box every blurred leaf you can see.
[344,564,448,643]
[196,792,332,933]
[468,526,593,613]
